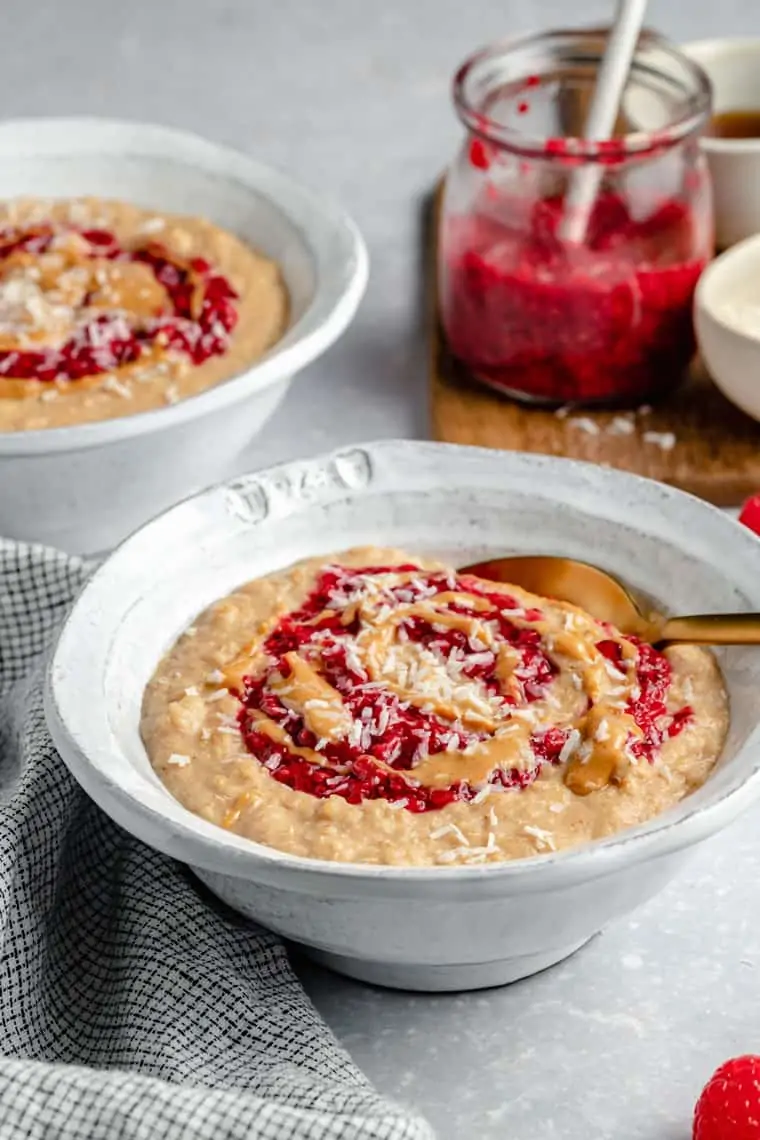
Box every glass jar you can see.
[438,29,713,407]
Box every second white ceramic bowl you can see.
[694,232,760,421]
[0,118,368,554]
[45,442,760,991]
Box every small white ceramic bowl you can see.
[45,441,760,992]
[0,117,368,554]
[694,233,760,420]
[682,39,760,248]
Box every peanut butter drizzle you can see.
[270,652,352,742]
[87,260,168,318]
[249,713,354,771]
[137,240,207,320]
[564,705,642,795]
[221,649,259,695]
[546,628,598,664]
[220,625,279,693]
[233,570,648,797]
[424,591,493,613]
[358,612,499,731]
[401,600,495,638]
[495,644,522,701]
[402,721,533,788]
[248,708,534,789]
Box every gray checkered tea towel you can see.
[0,538,434,1140]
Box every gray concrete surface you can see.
[6,2,760,1135]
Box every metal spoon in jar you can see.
[458,555,760,646]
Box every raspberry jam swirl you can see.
[222,563,692,814]
[440,193,706,406]
[0,222,239,393]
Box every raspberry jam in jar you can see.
[439,29,714,407]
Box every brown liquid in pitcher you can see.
[711,110,760,139]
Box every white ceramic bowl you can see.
[0,117,368,554]
[45,441,760,992]
[694,233,760,420]
[682,39,760,248]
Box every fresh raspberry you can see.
[739,494,760,537]
[694,1055,760,1140]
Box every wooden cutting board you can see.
[427,184,760,507]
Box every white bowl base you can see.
[302,938,594,992]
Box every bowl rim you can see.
[0,116,369,456]
[455,28,712,162]
[45,440,760,890]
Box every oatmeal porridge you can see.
[0,197,288,430]
[141,547,728,866]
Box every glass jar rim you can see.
[453,27,713,163]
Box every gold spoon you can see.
[459,555,760,646]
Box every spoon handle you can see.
[659,613,760,645]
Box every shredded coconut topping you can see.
[523,824,556,851]
[166,752,191,767]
